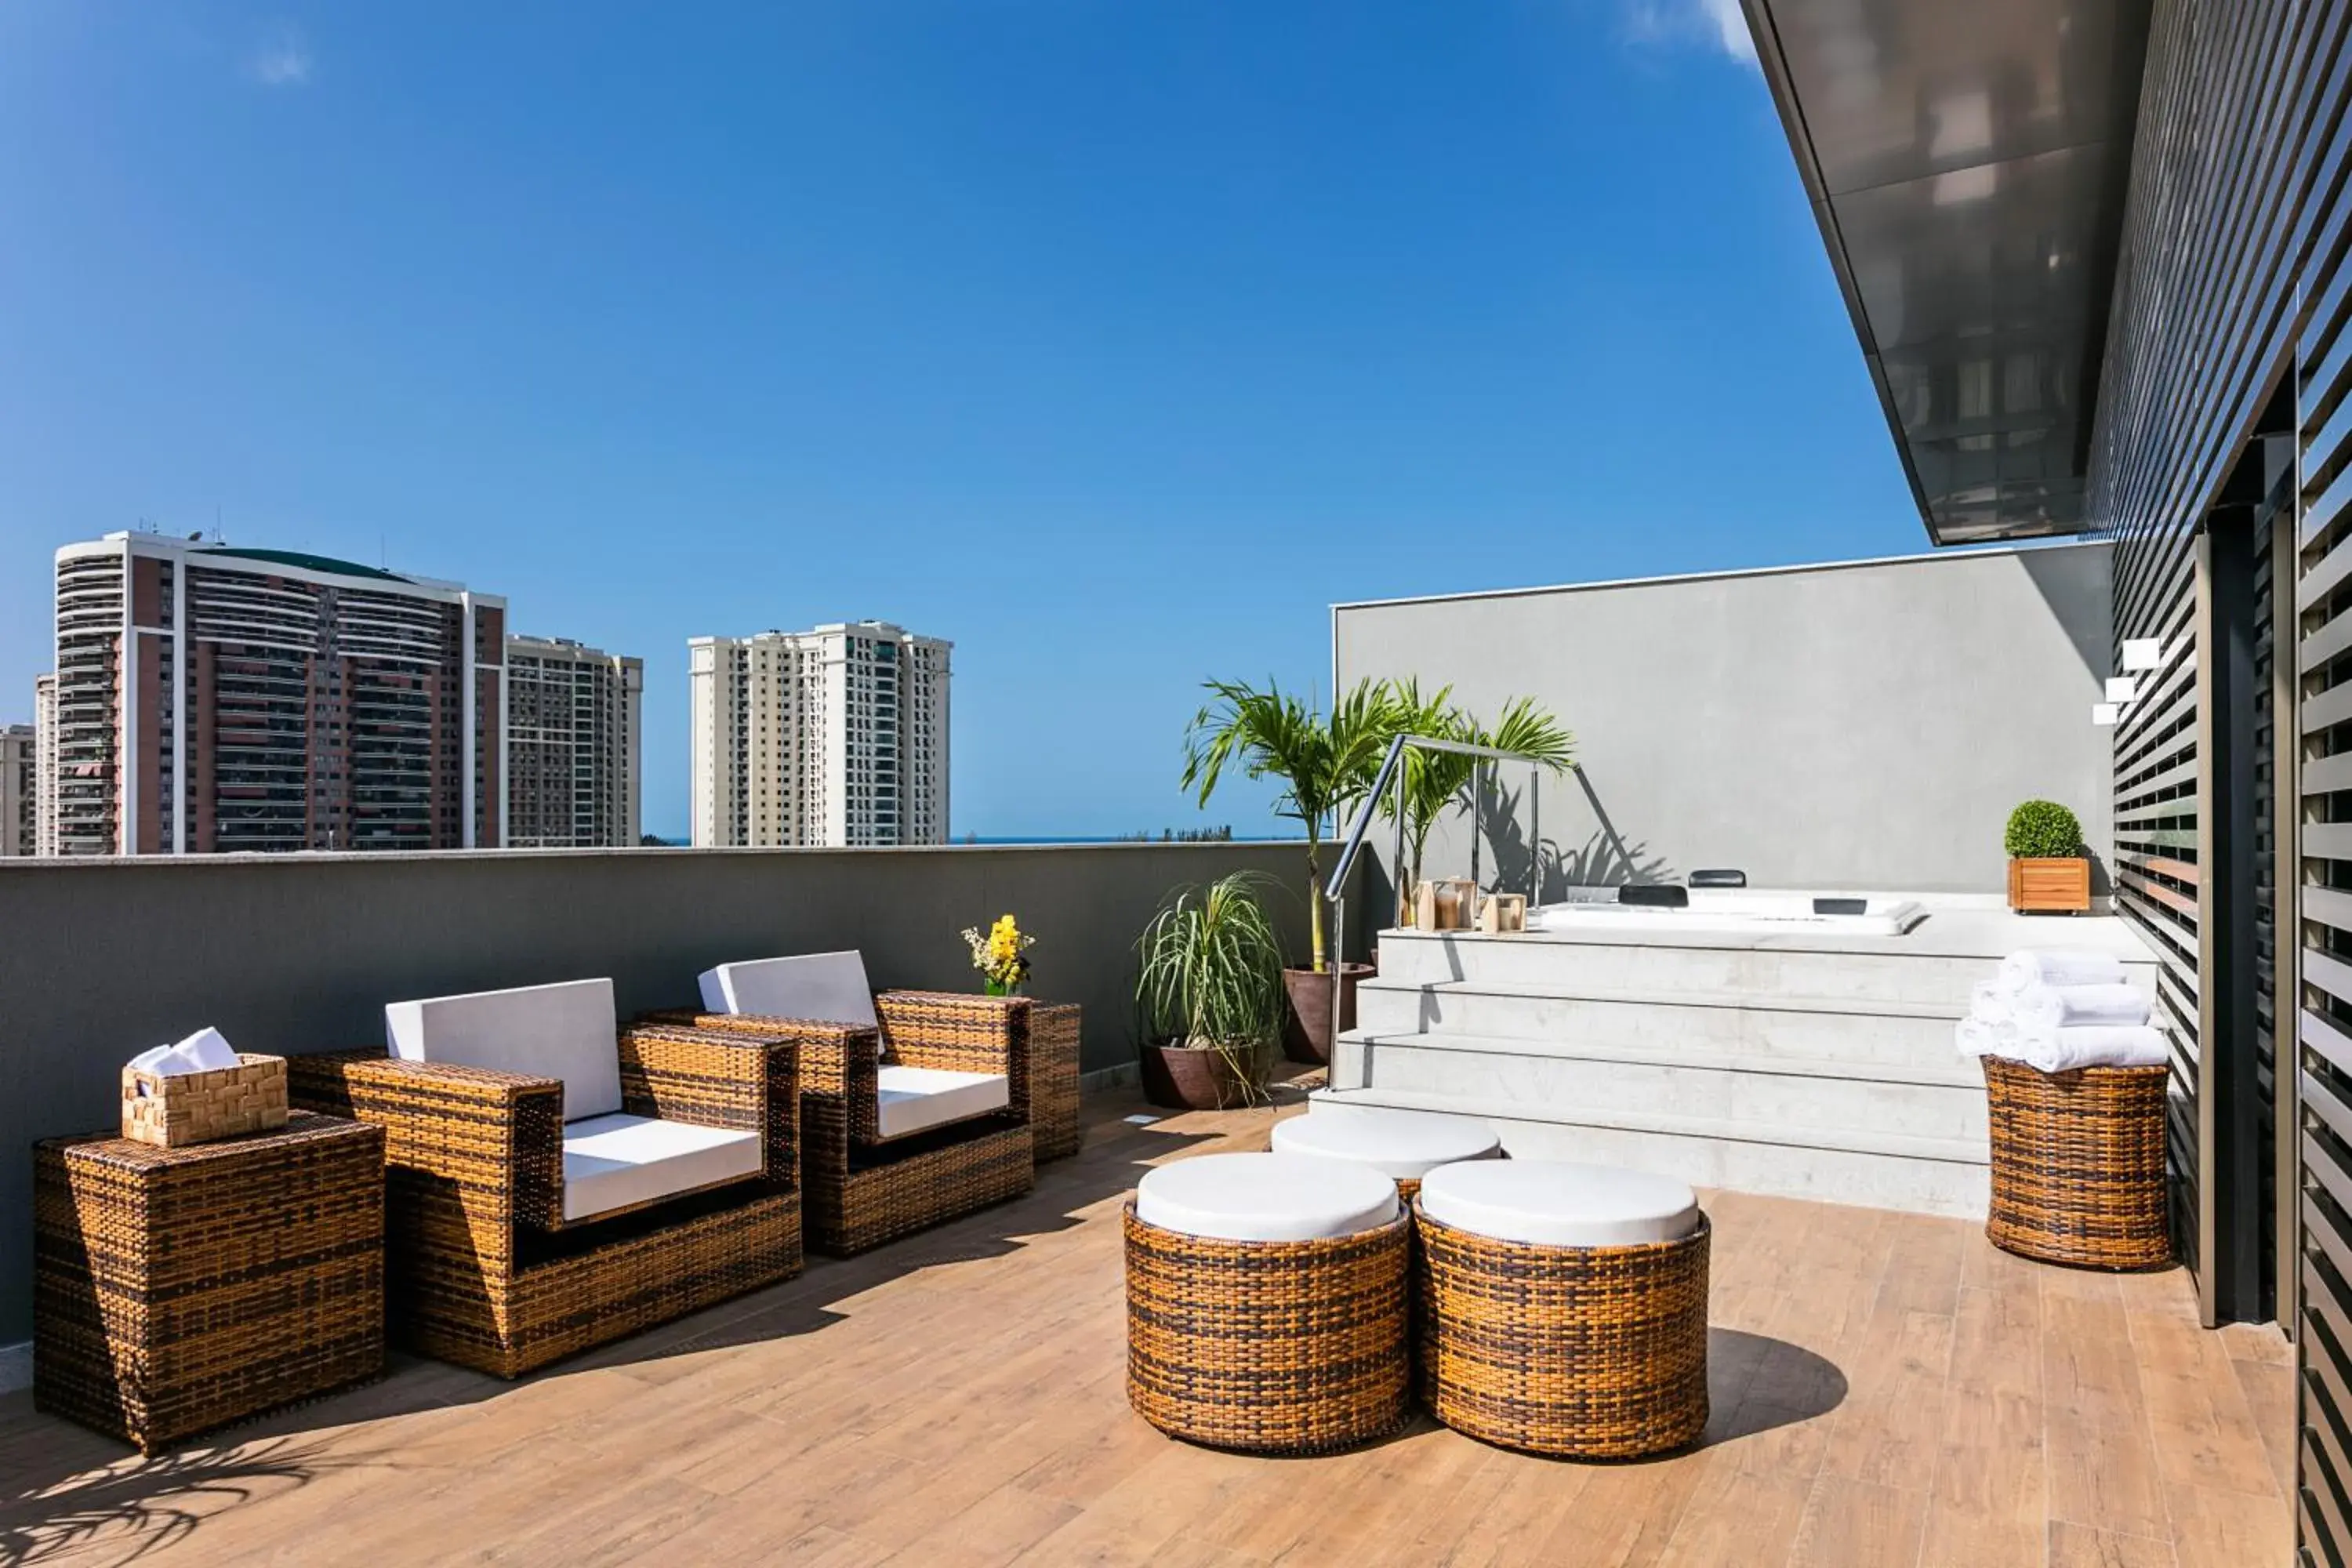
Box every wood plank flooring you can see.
[0,1087,2296,1566]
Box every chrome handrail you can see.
[1319,732,1552,1068]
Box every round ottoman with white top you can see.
[1124,1152,1410,1454]
[1417,1161,1710,1458]
[1270,1106,1502,1203]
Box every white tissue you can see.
[129,1027,241,1077]
[172,1027,241,1072]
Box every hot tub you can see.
[1527,888,1928,938]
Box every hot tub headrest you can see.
[1617,884,1690,909]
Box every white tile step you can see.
[1340,1026,1984,1089]
[1334,1027,1988,1141]
[1308,1085,1990,1218]
[1310,1084,1987,1170]
[1356,977,1969,1021]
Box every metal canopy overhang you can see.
[1740,0,2151,546]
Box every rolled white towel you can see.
[2013,1024,2172,1074]
[2009,982,2150,1031]
[1955,1018,2002,1058]
[1998,948,2127,994]
[125,1044,178,1075]
[1970,978,2014,1025]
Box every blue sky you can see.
[0,1,1917,840]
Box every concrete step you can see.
[1353,978,1965,1069]
[1335,1028,1987,1143]
[1374,929,1995,1005]
[1373,926,2158,1007]
[1311,1083,1991,1220]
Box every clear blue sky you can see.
[0,1,1918,840]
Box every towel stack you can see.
[126,1026,243,1077]
[1956,949,2168,1074]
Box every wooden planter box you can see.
[2008,857,2092,914]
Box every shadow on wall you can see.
[1479,772,1676,900]
[2016,545,2115,687]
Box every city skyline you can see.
[0,3,1923,842]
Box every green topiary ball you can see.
[2005,799,2085,860]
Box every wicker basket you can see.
[122,1054,289,1148]
[1417,1206,1711,1459]
[1124,1203,1410,1455]
[1983,1055,2173,1270]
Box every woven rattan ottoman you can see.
[34,1111,386,1453]
[1270,1105,1504,1402]
[1124,1152,1410,1455]
[1417,1160,1710,1459]
[1269,1105,1501,1206]
[1983,1055,2173,1269]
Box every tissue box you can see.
[121,1054,290,1148]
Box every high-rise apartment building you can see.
[689,620,949,848]
[31,673,56,855]
[506,635,643,848]
[0,724,33,857]
[50,532,505,855]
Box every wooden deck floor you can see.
[0,1087,2296,1567]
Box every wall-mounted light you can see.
[2104,676,2139,704]
[2092,702,2121,727]
[2122,637,2165,672]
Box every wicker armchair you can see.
[289,985,801,1378]
[644,953,1073,1253]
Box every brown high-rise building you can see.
[50,532,506,855]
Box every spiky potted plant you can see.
[2005,799,2091,913]
[1134,871,1287,1109]
[1182,677,1396,1062]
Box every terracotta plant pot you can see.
[2008,857,2092,913]
[1280,961,1376,1065]
[1138,1039,1262,1111]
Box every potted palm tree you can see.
[2005,799,2092,913]
[1134,872,1287,1109]
[1182,677,1397,1062]
[1380,685,1577,916]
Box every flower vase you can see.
[985,978,1022,998]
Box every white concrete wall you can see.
[1334,542,2114,898]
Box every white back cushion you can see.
[386,978,623,1123]
[699,953,879,1034]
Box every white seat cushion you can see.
[387,978,622,1122]
[700,953,880,1055]
[1417,1161,1701,1247]
[1134,1153,1399,1242]
[1270,1107,1502,1181]
[874,1065,1009,1140]
[561,1112,764,1223]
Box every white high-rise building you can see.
[506,635,643,848]
[0,723,33,857]
[32,673,56,855]
[688,620,950,848]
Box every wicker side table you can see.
[34,1111,386,1453]
[1024,1002,1083,1163]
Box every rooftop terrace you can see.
[2,1083,2291,1567]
